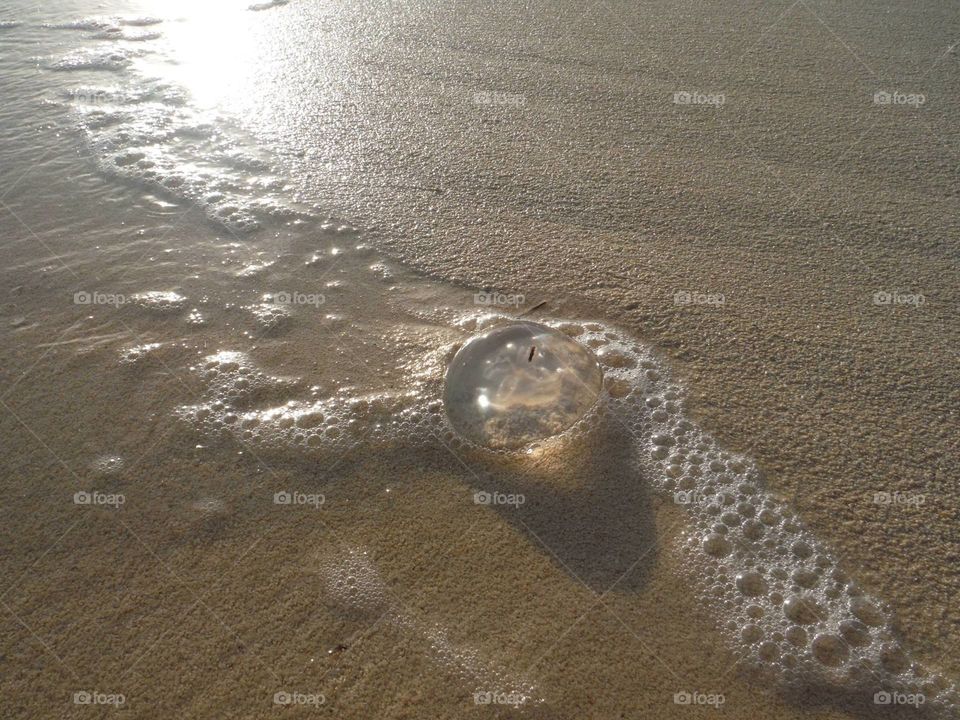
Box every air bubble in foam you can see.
[90,454,125,476]
[246,301,292,334]
[119,341,162,364]
[736,570,767,597]
[129,290,187,313]
[50,47,140,72]
[783,594,826,624]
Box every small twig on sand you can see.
[517,301,548,318]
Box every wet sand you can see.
[1,0,958,718]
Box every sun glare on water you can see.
[135,0,270,110]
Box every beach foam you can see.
[49,47,143,72]
[570,322,957,712]
[248,0,291,11]
[45,16,163,31]
[174,314,957,715]
[51,16,312,233]
[67,86,306,231]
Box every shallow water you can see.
[1,0,957,718]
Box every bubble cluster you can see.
[50,47,141,72]
[368,262,394,280]
[245,301,292,335]
[119,341,162,364]
[319,546,389,615]
[176,351,444,456]
[563,322,958,711]
[129,290,187,313]
[90,454,125,476]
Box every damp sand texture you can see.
[1,1,959,719]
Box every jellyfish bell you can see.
[443,321,604,450]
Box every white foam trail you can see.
[248,0,291,11]
[44,16,163,31]
[49,47,143,72]
[47,15,313,233]
[573,322,957,715]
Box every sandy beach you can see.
[0,0,957,718]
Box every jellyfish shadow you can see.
[286,411,658,595]
[467,421,658,595]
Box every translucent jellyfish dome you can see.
[444,321,604,450]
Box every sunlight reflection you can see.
[136,0,262,110]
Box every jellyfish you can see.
[443,321,603,450]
